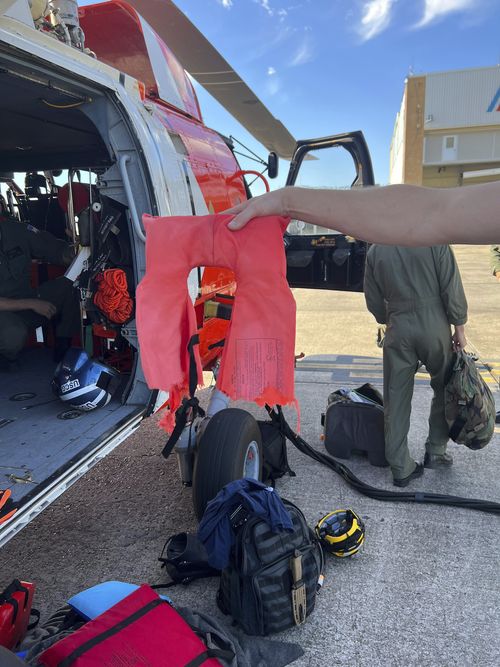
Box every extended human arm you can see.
[226,182,500,245]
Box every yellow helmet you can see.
[315,509,365,557]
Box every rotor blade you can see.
[128,0,297,159]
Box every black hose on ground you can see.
[278,414,500,515]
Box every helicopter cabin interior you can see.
[0,51,157,512]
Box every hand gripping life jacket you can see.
[136,214,296,432]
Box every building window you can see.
[445,136,455,149]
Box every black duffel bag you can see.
[322,383,388,467]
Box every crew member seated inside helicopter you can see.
[0,199,79,371]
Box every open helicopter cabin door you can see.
[284,131,375,292]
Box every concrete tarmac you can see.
[1,245,499,666]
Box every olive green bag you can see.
[444,351,495,450]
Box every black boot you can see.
[393,463,424,487]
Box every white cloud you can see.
[357,0,395,41]
[249,2,288,24]
[254,0,274,16]
[267,66,277,75]
[416,0,474,27]
[289,37,313,66]
[217,0,233,8]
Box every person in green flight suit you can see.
[363,245,468,487]
[0,218,79,370]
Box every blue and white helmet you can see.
[52,348,119,411]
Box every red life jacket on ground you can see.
[136,214,296,431]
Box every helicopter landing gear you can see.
[191,408,262,520]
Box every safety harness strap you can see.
[264,403,296,478]
[161,335,205,459]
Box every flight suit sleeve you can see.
[363,253,387,324]
[25,226,72,266]
[433,246,468,326]
[490,245,500,275]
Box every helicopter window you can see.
[287,146,358,236]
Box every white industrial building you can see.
[390,65,500,187]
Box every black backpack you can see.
[217,499,324,636]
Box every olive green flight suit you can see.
[0,220,79,361]
[364,245,468,480]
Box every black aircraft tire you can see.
[192,408,262,521]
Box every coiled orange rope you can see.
[94,269,133,324]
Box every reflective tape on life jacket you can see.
[136,214,296,432]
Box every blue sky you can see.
[169,0,500,190]
[79,0,500,190]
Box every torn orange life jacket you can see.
[136,214,296,432]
